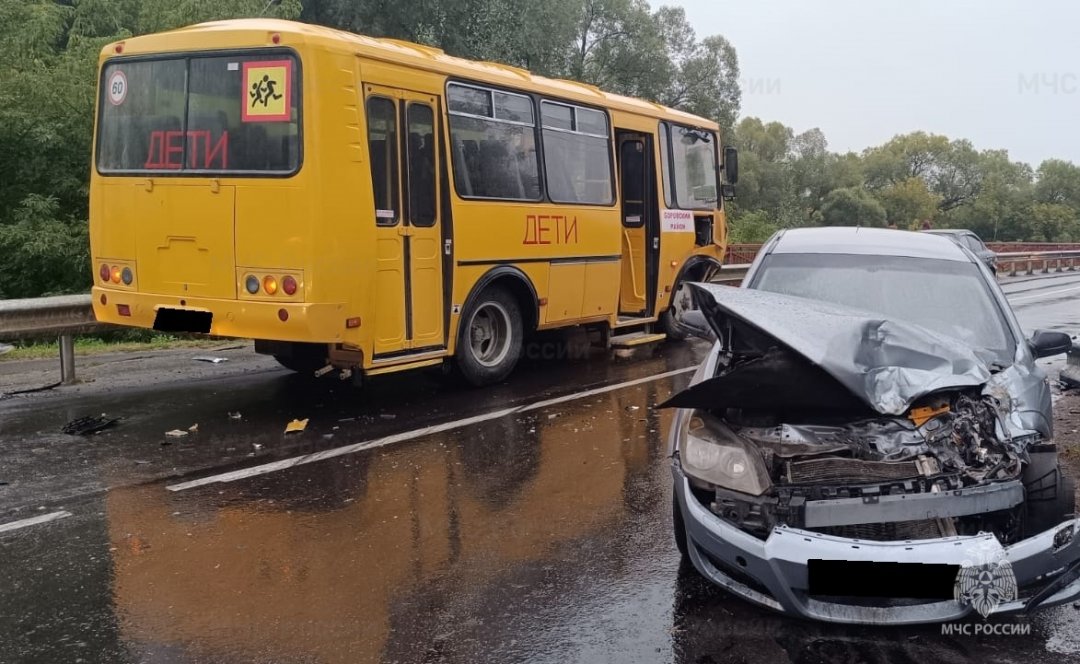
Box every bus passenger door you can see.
[365,87,445,357]
[616,132,657,316]
[401,95,444,351]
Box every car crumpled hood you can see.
[679,283,993,416]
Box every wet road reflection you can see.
[102,379,677,663]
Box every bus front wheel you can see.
[660,281,696,341]
[455,286,523,387]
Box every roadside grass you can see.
[1,334,236,361]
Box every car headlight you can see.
[680,411,771,496]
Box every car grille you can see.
[818,519,947,541]
[785,457,921,484]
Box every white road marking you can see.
[1009,285,1080,303]
[167,366,695,492]
[0,510,72,534]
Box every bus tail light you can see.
[111,266,122,284]
[278,308,289,322]
[117,304,131,317]
[99,264,110,282]
[346,317,361,329]
[263,276,278,295]
[282,275,297,296]
[245,275,260,294]
[121,267,133,285]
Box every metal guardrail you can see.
[0,250,1074,386]
[0,294,98,385]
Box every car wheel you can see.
[273,343,327,375]
[455,286,523,387]
[673,491,689,560]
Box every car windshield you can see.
[751,253,1016,364]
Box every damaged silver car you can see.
[666,227,1078,624]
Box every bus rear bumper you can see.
[91,287,349,343]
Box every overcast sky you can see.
[673,0,1079,166]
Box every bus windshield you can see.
[96,52,301,175]
[669,125,718,209]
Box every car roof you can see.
[922,229,971,236]
[769,227,972,262]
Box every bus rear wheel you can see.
[455,286,523,387]
[271,342,328,375]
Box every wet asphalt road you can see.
[1,273,1080,664]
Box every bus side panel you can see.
[582,261,620,318]
[545,263,585,323]
[311,50,377,351]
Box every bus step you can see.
[614,315,655,328]
[609,331,667,349]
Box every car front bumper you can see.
[673,463,1080,624]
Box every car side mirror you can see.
[1029,329,1073,359]
[677,310,717,342]
[723,146,739,185]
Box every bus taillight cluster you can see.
[245,274,297,296]
[99,263,133,286]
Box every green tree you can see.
[876,177,940,228]
[819,187,887,227]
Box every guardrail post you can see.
[1008,260,1017,277]
[59,334,76,384]
[1026,259,1034,275]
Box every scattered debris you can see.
[188,423,199,433]
[285,418,309,434]
[164,429,189,438]
[133,460,150,465]
[253,443,263,451]
[228,412,242,420]
[192,356,229,364]
[379,413,397,420]
[0,343,12,356]
[62,415,118,436]
[625,405,640,411]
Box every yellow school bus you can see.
[89,19,737,386]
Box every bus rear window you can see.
[96,52,300,175]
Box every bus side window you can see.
[367,97,399,225]
[406,104,436,227]
[447,82,540,201]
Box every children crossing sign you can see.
[242,60,292,122]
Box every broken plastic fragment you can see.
[188,423,199,433]
[192,356,228,364]
[62,415,118,436]
[165,429,188,438]
[285,418,309,434]
[228,412,242,420]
